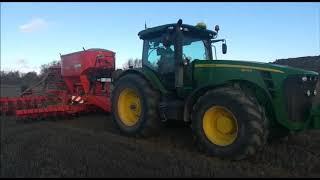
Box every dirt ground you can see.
[1,85,320,178]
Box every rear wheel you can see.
[112,73,162,137]
[191,86,268,160]
[117,88,141,127]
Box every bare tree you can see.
[122,58,142,69]
[0,70,22,85]
[39,60,60,77]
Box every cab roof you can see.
[138,23,217,40]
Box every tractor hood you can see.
[193,59,319,131]
[194,60,319,77]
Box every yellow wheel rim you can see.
[202,106,238,146]
[117,88,141,126]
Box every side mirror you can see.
[222,43,227,54]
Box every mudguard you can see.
[114,68,169,95]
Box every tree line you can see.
[1,60,60,86]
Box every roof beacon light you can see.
[196,22,207,29]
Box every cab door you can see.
[181,37,212,89]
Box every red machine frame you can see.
[0,48,116,120]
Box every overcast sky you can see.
[1,2,320,73]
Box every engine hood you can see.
[194,60,319,76]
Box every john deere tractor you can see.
[112,19,320,160]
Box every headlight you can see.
[315,90,317,96]
[302,76,308,82]
[306,90,311,96]
[302,75,318,82]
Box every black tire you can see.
[191,86,268,160]
[111,73,162,137]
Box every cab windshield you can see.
[143,35,212,71]
[182,36,212,61]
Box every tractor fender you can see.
[113,68,169,95]
[183,80,276,124]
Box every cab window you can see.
[144,37,175,74]
[183,37,210,61]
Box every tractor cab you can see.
[138,19,225,91]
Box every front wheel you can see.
[191,86,268,160]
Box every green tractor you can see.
[111,19,320,160]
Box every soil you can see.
[1,112,320,178]
[273,55,320,74]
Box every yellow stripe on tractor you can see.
[195,64,285,74]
